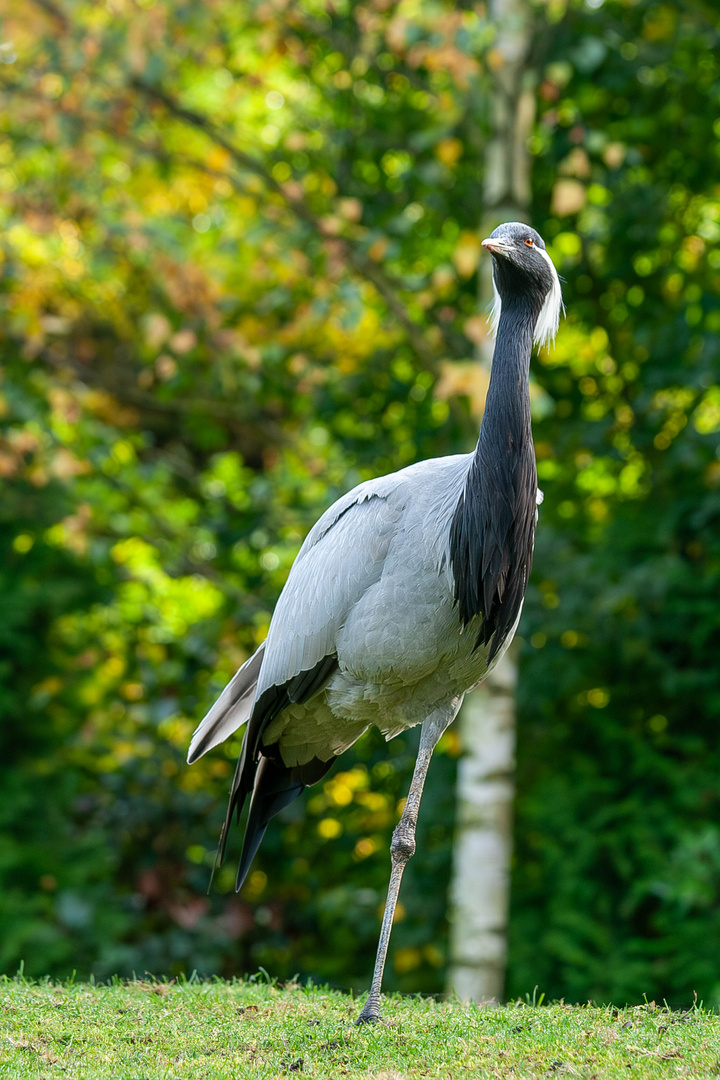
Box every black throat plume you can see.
[449,292,539,659]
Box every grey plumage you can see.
[187,221,563,1021]
[190,456,515,765]
[187,642,265,764]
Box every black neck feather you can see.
[449,294,538,658]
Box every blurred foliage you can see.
[0,0,718,1005]
[512,0,720,1006]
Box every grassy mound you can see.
[1,977,716,1078]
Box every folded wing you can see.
[189,473,409,888]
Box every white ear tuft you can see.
[486,250,564,348]
[534,247,564,348]
[487,268,502,340]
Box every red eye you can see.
[524,238,534,247]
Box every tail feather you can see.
[235,756,304,889]
[187,642,266,764]
[202,650,339,888]
[235,754,335,889]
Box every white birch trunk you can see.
[446,0,534,1004]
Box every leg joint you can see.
[390,824,416,862]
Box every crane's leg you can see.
[356,701,461,1025]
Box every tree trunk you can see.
[446,0,535,1004]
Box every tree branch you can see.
[22,0,457,368]
[30,0,69,30]
[130,77,446,369]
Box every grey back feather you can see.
[254,477,410,703]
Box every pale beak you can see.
[481,237,514,256]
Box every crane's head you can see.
[482,222,563,348]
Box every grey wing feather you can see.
[186,474,409,766]
[187,641,266,764]
[253,476,408,703]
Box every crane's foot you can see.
[354,1010,381,1025]
[355,996,382,1025]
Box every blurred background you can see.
[1,0,719,1006]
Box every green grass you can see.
[1,978,718,1079]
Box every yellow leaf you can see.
[551,179,586,216]
[368,236,388,261]
[558,147,591,179]
[435,360,490,418]
[452,231,481,277]
[394,946,420,973]
[435,137,463,167]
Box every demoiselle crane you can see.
[188,221,563,1023]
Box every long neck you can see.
[477,293,534,461]
[449,292,538,658]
